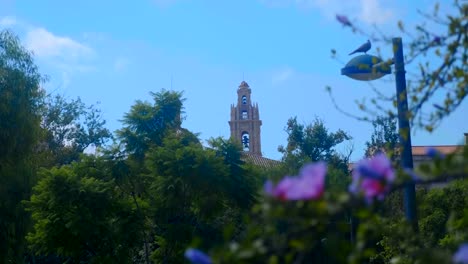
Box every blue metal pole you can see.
[393,37,418,230]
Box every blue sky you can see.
[1,0,466,161]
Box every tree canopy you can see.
[0,29,45,262]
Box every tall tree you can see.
[147,133,258,263]
[117,89,185,161]
[364,116,403,219]
[112,90,188,263]
[116,90,259,263]
[38,94,112,167]
[0,29,45,263]
[364,116,399,161]
[208,137,259,209]
[26,156,145,263]
[278,117,352,175]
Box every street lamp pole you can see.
[392,37,418,230]
[341,37,418,229]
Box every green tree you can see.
[26,156,145,264]
[38,94,112,167]
[419,179,468,248]
[278,117,352,191]
[208,137,260,209]
[117,89,185,161]
[363,116,404,219]
[115,90,259,263]
[147,131,259,263]
[364,116,399,160]
[114,90,188,263]
[0,29,45,263]
[279,117,351,166]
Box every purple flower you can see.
[185,248,212,264]
[264,180,274,196]
[264,162,326,201]
[454,244,468,264]
[336,14,352,27]
[360,179,386,200]
[349,154,395,201]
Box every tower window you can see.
[242,96,247,104]
[241,132,250,151]
[242,111,248,119]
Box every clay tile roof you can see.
[241,152,281,169]
[411,145,462,156]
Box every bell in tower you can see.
[228,81,262,156]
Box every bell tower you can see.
[229,81,262,156]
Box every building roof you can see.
[412,145,462,156]
[348,144,464,171]
[241,152,281,169]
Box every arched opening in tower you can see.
[241,132,250,151]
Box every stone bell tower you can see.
[229,81,262,156]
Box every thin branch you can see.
[325,87,370,122]
[416,9,449,25]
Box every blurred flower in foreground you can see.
[454,243,468,264]
[336,14,352,27]
[185,248,212,264]
[426,147,445,159]
[349,153,395,201]
[264,162,326,201]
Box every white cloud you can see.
[21,26,96,88]
[359,0,393,25]
[272,67,294,85]
[25,27,93,59]
[0,16,16,27]
[0,16,97,88]
[260,0,394,25]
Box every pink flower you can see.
[349,154,395,201]
[336,14,352,27]
[265,162,326,201]
[454,244,468,264]
[360,179,386,200]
